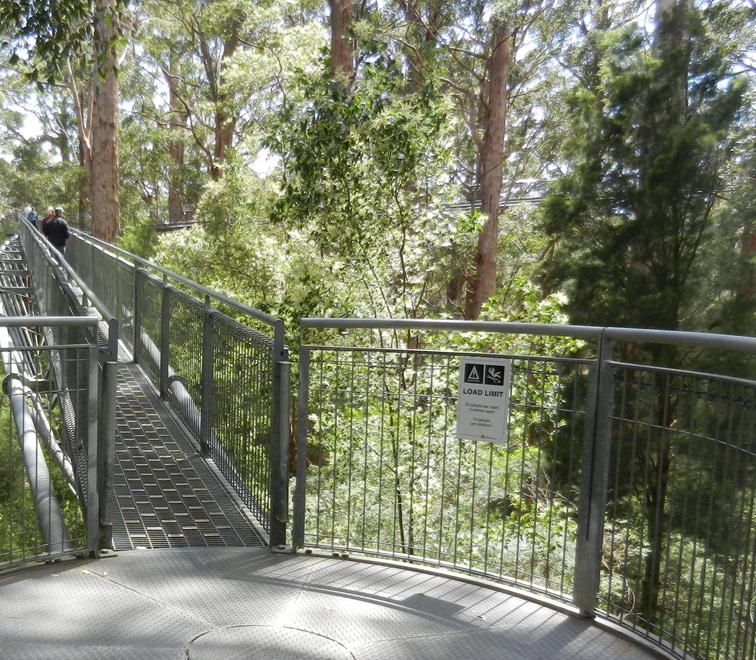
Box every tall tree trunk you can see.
[166,53,186,224]
[210,33,240,181]
[90,0,120,242]
[464,19,511,319]
[196,13,240,182]
[329,0,354,79]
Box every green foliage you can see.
[0,0,129,86]
[0,141,84,217]
[541,7,748,332]
[266,61,465,320]
[268,61,449,249]
[117,214,158,259]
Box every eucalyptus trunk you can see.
[90,0,120,242]
[166,52,187,224]
[329,0,354,79]
[464,19,511,320]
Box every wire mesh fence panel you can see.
[209,313,276,532]
[602,365,756,660]
[164,289,204,436]
[134,271,163,387]
[0,343,90,569]
[298,346,592,603]
[116,259,136,351]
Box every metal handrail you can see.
[66,228,290,546]
[301,317,756,354]
[69,228,282,330]
[295,317,756,660]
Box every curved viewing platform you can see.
[1,548,662,659]
[1,222,754,660]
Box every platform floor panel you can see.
[0,548,663,660]
[112,363,266,550]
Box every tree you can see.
[461,17,513,319]
[385,0,573,319]
[329,0,354,79]
[0,0,126,241]
[267,62,452,320]
[541,0,749,628]
[541,1,746,332]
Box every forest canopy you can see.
[0,0,753,334]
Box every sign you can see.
[456,357,512,443]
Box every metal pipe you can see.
[98,360,118,551]
[270,360,291,548]
[69,228,281,328]
[300,318,756,355]
[292,348,311,552]
[29,396,77,488]
[573,332,614,616]
[0,327,73,555]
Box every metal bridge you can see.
[0,220,754,659]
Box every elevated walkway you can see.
[111,363,265,550]
[0,326,663,660]
[0,225,678,658]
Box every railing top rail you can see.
[71,228,282,330]
[0,316,100,328]
[301,318,756,354]
[603,326,756,352]
[300,318,603,340]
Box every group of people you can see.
[25,205,70,255]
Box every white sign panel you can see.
[456,357,512,443]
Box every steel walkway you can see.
[0,359,664,659]
[111,362,265,550]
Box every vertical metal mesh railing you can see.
[0,338,99,567]
[208,314,276,529]
[295,320,756,660]
[134,269,162,378]
[602,364,756,660]
[295,333,595,603]
[163,288,204,434]
[66,229,289,544]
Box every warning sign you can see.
[456,357,512,443]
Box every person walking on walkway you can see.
[45,206,70,256]
[41,207,54,234]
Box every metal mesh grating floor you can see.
[0,548,665,659]
[111,363,266,550]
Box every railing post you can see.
[134,266,142,361]
[160,275,170,398]
[573,331,614,617]
[291,346,311,552]
[98,357,118,552]
[200,296,213,457]
[106,316,119,363]
[86,344,100,557]
[269,321,290,548]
